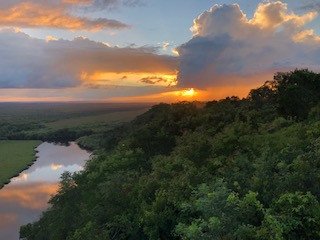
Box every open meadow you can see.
[0,103,150,187]
[46,108,146,130]
[0,102,150,142]
[0,140,41,188]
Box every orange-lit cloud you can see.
[250,2,317,29]
[0,87,165,102]
[293,29,320,43]
[178,2,320,89]
[0,1,128,30]
[109,83,257,103]
[0,81,257,103]
[81,71,177,87]
[0,29,177,88]
[1,1,320,103]
[0,183,58,210]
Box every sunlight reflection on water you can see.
[0,142,91,240]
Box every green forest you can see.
[20,69,320,239]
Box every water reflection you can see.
[0,142,91,240]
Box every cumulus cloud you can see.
[177,1,320,88]
[0,0,131,30]
[0,29,177,88]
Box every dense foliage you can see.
[21,70,320,239]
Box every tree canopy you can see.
[20,69,320,240]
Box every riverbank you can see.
[0,140,41,189]
[0,141,91,240]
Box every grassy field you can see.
[0,102,152,123]
[46,109,147,130]
[0,103,149,188]
[0,103,151,141]
[0,103,150,187]
[0,140,41,188]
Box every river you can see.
[0,142,91,240]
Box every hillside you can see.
[21,70,320,240]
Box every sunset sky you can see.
[0,0,320,102]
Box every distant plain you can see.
[0,102,150,187]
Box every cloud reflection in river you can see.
[0,142,91,240]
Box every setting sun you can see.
[1,1,320,239]
[180,88,197,97]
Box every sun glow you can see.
[81,71,178,87]
[51,163,63,171]
[179,88,197,97]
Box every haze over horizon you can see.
[1,0,320,102]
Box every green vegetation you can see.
[0,140,41,188]
[0,103,148,188]
[0,103,150,142]
[19,69,320,239]
[46,109,146,130]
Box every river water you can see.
[0,142,91,240]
